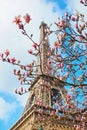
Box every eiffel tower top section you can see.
[37,21,51,74]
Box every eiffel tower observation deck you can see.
[10,22,76,130]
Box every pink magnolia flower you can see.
[59,76,63,80]
[26,72,30,77]
[20,79,23,85]
[54,41,58,48]
[58,62,64,68]
[71,87,75,92]
[59,20,65,26]
[58,34,64,41]
[10,57,16,63]
[55,20,65,28]
[80,36,84,41]
[46,65,52,71]
[48,60,52,65]
[54,41,60,48]
[23,13,31,23]
[82,24,85,29]
[44,28,49,34]
[20,86,23,92]
[18,24,24,30]
[66,95,72,101]
[32,43,38,50]
[72,17,76,21]
[13,15,21,25]
[31,61,34,66]
[23,88,27,93]
[28,49,33,54]
[5,49,10,56]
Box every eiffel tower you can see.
[10,22,74,130]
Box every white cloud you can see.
[0,97,17,121]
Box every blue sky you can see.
[0,0,86,130]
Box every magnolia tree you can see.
[0,1,87,130]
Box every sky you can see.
[0,0,86,130]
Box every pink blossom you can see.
[55,20,65,27]
[20,79,23,85]
[66,95,72,101]
[5,49,10,56]
[26,72,30,77]
[58,62,64,68]
[13,15,21,25]
[28,49,33,54]
[58,34,64,41]
[32,43,38,49]
[80,36,84,41]
[23,13,31,23]
[71,87,75,92]
[10,57,16,63]
[24,88,27,93]
[20,86,23,92]
[46,65,52,71]
[72,17,76,21]
[48,60,52,64]
[59,76,63,80]
[54,41,59,49]
[18,24,24,30]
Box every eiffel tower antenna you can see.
[37,21,50,74]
